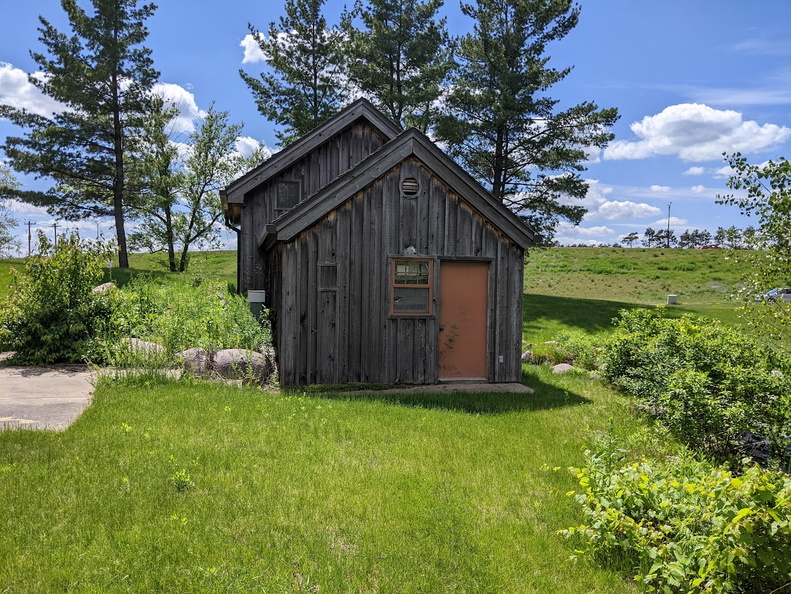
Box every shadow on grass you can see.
[102,266,174,287]
[299,376,591,415]
[524,293,640,335]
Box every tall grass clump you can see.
[0,232,114,364]
[601,308,791,469]
[100,275,270,359]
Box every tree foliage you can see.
[240,0,348,146]
[130,104,263,272]
[435,0,618,241]
[0,0,159,268]
[0,164,21,257]
[344,0,454,132]
[718,153,791,351]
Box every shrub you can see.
[601,308,791,467]
[563,436,791,593]
[548,330,600,369]
[0,232,113,364]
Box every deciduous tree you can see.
[436,0,618,241]
[0,164,20,257]
[0,0,159,268]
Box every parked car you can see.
[756,287,791,302]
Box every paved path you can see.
[0,362,95,430]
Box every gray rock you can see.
[212,348,275,383]
[176,347,212,376]
[127,338,164,355]
[544,340,558,346]
[521,350,533,363]
[92,282,116,293]
[552,363,574,374]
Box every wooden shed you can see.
[222,99,535,385]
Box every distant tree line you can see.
[561,225,763,249]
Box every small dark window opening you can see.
[319,264,338,289]
[276,181,300,210]
[401,177,420,197]
[391,258,433,315]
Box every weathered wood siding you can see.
[238,121,391,294]
[275,157,524,385]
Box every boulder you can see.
[92,282,116,293]
[521,350,533,363]
[211,348,275,383]
[551,363,574,374]
[176,347,212,376]
[127,338,164,356]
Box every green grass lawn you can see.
[0,371,638,593]
[0,246,757,591]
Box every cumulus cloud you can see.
[604,103,791,162]
[691,185,706,193]
[574,179,662,221]
[684,166,706,175]
[234,136,272,160]
[240,33,267,64]
[555,221,615,238]
[650,185,671,192]
[153,83,207,134]
[0,62,64,117]
[3,199,49,217]
[651,216,688,227]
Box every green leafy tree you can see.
[718,153,791,352]
[240,0,348,145]
[642,227,658,248]
[621,231,639,248]
[0,0,159,269]
[436,0,618,241]
[344,0,454,132]
[0,164,21,257]
[130,104,264,272]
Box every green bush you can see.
[563,437,791,593]
[601,308,791,466]
[0,232,113,364]
[548,330,601,369]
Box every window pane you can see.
[393,287,429,312]
[276,182,300,209]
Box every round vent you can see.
[401,177,420,197]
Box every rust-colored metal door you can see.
[438,261,489,380]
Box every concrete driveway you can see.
[0,358,95,430]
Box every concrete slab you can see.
[0,362,95,431]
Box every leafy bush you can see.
[601,308,791,467]
[101,276,270,358]
[0,232,113,364]
[563,436,791,593]
[547,330,600,369]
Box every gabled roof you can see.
[259,129,535,250]
[223,98,402,205]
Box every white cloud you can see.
[650,185,671,192]
[3,199,49,217]
[234,136,272,161]
[651,216,688,227]
[555,221,615,238]
[604,103,791,162]
[587,200,662,221]
[153,83,207,134]
[691,184,706,193]
[684,166,705,175]
[0,62,64,117]
[240,33,267,64]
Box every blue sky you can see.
[2,0,791,251]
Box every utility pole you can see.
[53,222,58,247]
[667,202,672,248]
[27,221,32,256]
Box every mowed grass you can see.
[0,247,752,591]
[0,372,637,593]
[524,246,748,305]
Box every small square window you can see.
[276,181,300,210]
[391,258,433,315]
